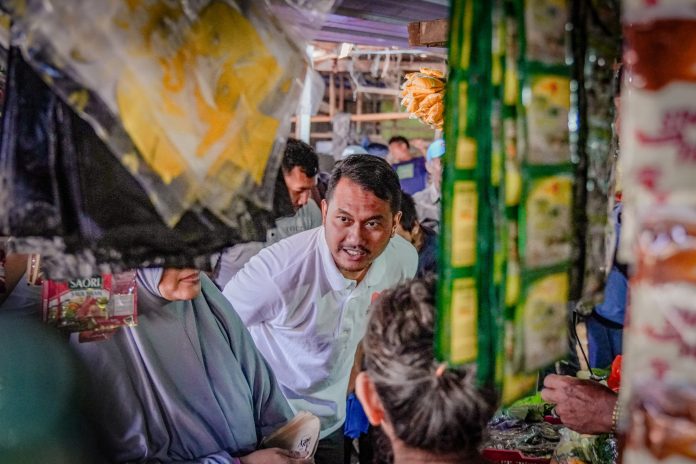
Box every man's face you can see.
[389,141,411,163]
[283,166,317,211]
[322,178,401,281]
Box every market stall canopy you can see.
[277,0,450,48]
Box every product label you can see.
[522,272,569,371]
[524,175,573,268]
[450,277,478,364]
[526,75,571,165]
[451,181,478,267]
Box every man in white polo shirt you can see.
[223,154,418,464]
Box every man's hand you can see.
[239,448,313,464]
[541,374,617,435]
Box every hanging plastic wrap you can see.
[0,48,294,278]
[3,0,320,227]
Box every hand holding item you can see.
[541,374,617,435]
[239,448,313,464]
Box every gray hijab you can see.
[136,267,164,298]
[70,272,292,463]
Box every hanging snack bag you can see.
[525,74,571,166]
[522,174,573,269]
[42,271,137,339]
[516,271,570,371]
[524,0,568,64]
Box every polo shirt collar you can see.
[319,227,353,291]
[318,227,388,291]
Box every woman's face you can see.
[158,268,201,301]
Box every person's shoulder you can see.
[384,235,419,273]
[412,187,428,202]
[253,227,323,277]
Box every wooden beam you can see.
[408,18,448,48]
[356,92,363,132]
[313,59,446,74]
[310,132,333,139]
[291,112,410,124]
[329,71,336,117]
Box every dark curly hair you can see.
[282,138,318,178]
[363,277,498,459]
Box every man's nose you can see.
[345,223,366,244]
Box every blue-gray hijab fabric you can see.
[71,272,292,463]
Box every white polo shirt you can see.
[223,226,418,437]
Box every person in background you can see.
[387,135,413,164]
[356,277,497,464]
[71,268,309,464]
[213,138,321,288]
[223,155,418,464]
[413,138,445,232]
[341,144,369,158]
[395,191,438,278]
[0,251,42,315]
[389,135,428,195]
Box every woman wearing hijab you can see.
[71,268,311,464]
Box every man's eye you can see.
[366,221,380,228]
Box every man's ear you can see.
[321,199,328,225]
[412,221,420,236]
[356,372,386,426]
[392,211,403,237]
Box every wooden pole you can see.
[338,74,345,112]
[329,67,336,118]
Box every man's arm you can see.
[223,250,283,327]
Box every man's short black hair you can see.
[388,135,410,149]
[326,154,401,213]
[398,191,418,232]
[282,138,319,178]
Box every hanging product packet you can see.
[525,74,572,166]
[620,220,696,462]
[618,4,696,460]
[498,0,538,404]
[436,0,498,387]
[3,0,333,227]
[618,2,696,264]
[524,0,567,65]
[521,174,573,269]
[42,271,137,342]
[511,0,573,375]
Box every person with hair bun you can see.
[355,277,498,463]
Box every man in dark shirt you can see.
[395,191,438,277]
